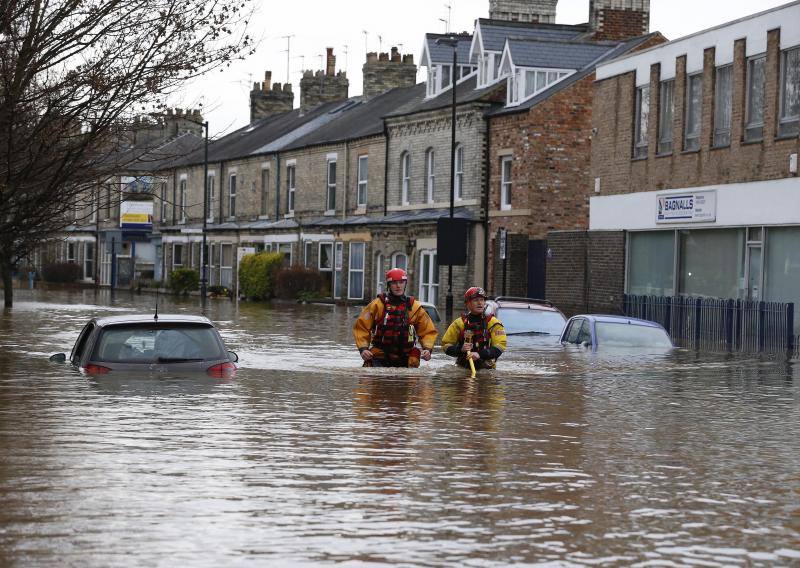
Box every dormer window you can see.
[505,66,573,107]
[426,64,456,98]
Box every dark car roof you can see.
[92,314,214,327]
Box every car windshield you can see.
[421,305,440,322]
[497,307,566,335]
[92,324,225,363]
[595,322,673,348]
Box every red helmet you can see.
[386,268,408,283]
[464,286,487,302]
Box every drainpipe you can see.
[482,114,491,290]
[383,122,390,217]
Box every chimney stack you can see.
[362,47,417,99]
[489,0,558,23]
[250,70,294,122]
[589,0,650,41]
[300,48,349,112]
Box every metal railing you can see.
[623,295,796,356]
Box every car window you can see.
[421,305,440,323]
[576,320,592,345]
[92,324,225,363]
[497,307,566,335]
[595,322,672,349]
[70,322,96,364]
[565,319,583,343]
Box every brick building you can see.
[482,0,661,305]
[583,1,800,328]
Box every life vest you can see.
[458,314,491,351]
[372,294,415,359]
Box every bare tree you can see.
[0,0,253,306]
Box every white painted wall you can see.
[596,1,800,85]
[590,177,800,230]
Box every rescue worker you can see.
[353,268,439,368]
[442,287,507,370]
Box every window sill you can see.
[284,212,295,219]
[258,215,270,220]
[355,206,367,215]
[323,210,336,217]
[655,152,673,159]
[631,155,648,162]
[741,137,764,146]
[680,148,701,155]
[226,217,236,222]
[710,144,731,151]
[775,133,800,141]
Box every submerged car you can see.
[484,296,566,335]
[419,300,441,323]
[559,315,673,351]
[49,314,238,377]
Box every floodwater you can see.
[1,289,799,567]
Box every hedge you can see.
[238,251,283,300]
[168,268,199,295]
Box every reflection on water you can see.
[0,288,798,566]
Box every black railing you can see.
[623,295,796,356]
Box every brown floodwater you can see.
[0,288,799,566]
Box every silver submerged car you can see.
[49,314,238,377]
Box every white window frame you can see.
[391,252,407,272]
[325,159,336,213]
[286,164,296,214]
[375,253,385,295]
[228,173,237,218]
[348,242,365,300]
[206,172,216,223]
[684,73,702,152]
[454,144,464,200]
[172,243,183,268]
[425,149,435,203]
[713,64,733,148]
[318,241,333,271]
[357,155,368,207]
[179,176,187,222]
[303,241,312,267]
[160,182,168,222]
[745,54,766,142]
[658,79,675,155]
[401,152,410,205]
[260,166,270,217]
[500,156,512,211]
[418,250,439,305]
[66,241,77,262]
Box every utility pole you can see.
[378,34,383,53]
[444,3,452,33]
[282,35,294,83]
[342,44,348,74]
[362,30,368,55]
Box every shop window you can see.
[679,228,745,299]
[765,226,800,334]
[627,231,675,296]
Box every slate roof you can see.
[123,132,205,172]
[423,33,476,66]
[159,218,300,232]
[476,19,586,53]
[491,33,658,115]
[505,38,619,70]
[305,207,474,228]
[384,75,502,118]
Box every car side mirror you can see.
[228,351,239,363]
[49,353,66,363]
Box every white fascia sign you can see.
[656,190,717,224]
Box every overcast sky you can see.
[175,0,790,137]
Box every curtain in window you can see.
[628,231,675,296]
[679,229,745,299]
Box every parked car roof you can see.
[575,314,665,327]
[92,314,214,327]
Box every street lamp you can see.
[436,35,459,323]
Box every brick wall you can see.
[363,50,417,99]
[587,230,625,314]
[546,230,587,317]
[250,72,293,123]
[492,232,528,297]
[592,29,800,197]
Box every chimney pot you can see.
[326,47,336,76]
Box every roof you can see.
[385,75,501,118]
[124,132,205,172]
[504,37,618,70]
[422,33,475,66]
[572,314,665,327]
[282,83,425,151]
[93,314,214,326]
[159,218,300,232]
[490,33,656,116]
[476,18,586,53]
[305,207,475,227]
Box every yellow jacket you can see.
[442,314,507,368]
[353,296,439,359]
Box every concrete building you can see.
[581,2,800,335]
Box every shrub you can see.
[275,266,326,300]
[167,268,199,295]
[41,262,82,283]
[208,285,232,298]
[238,251,282,300]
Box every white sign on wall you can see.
[656,190,716,224]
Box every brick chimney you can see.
[250,70,294,123]
[362,47,417,99]
[300,47,349,112]
[489,0,558,23]
[589,0,650,41]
